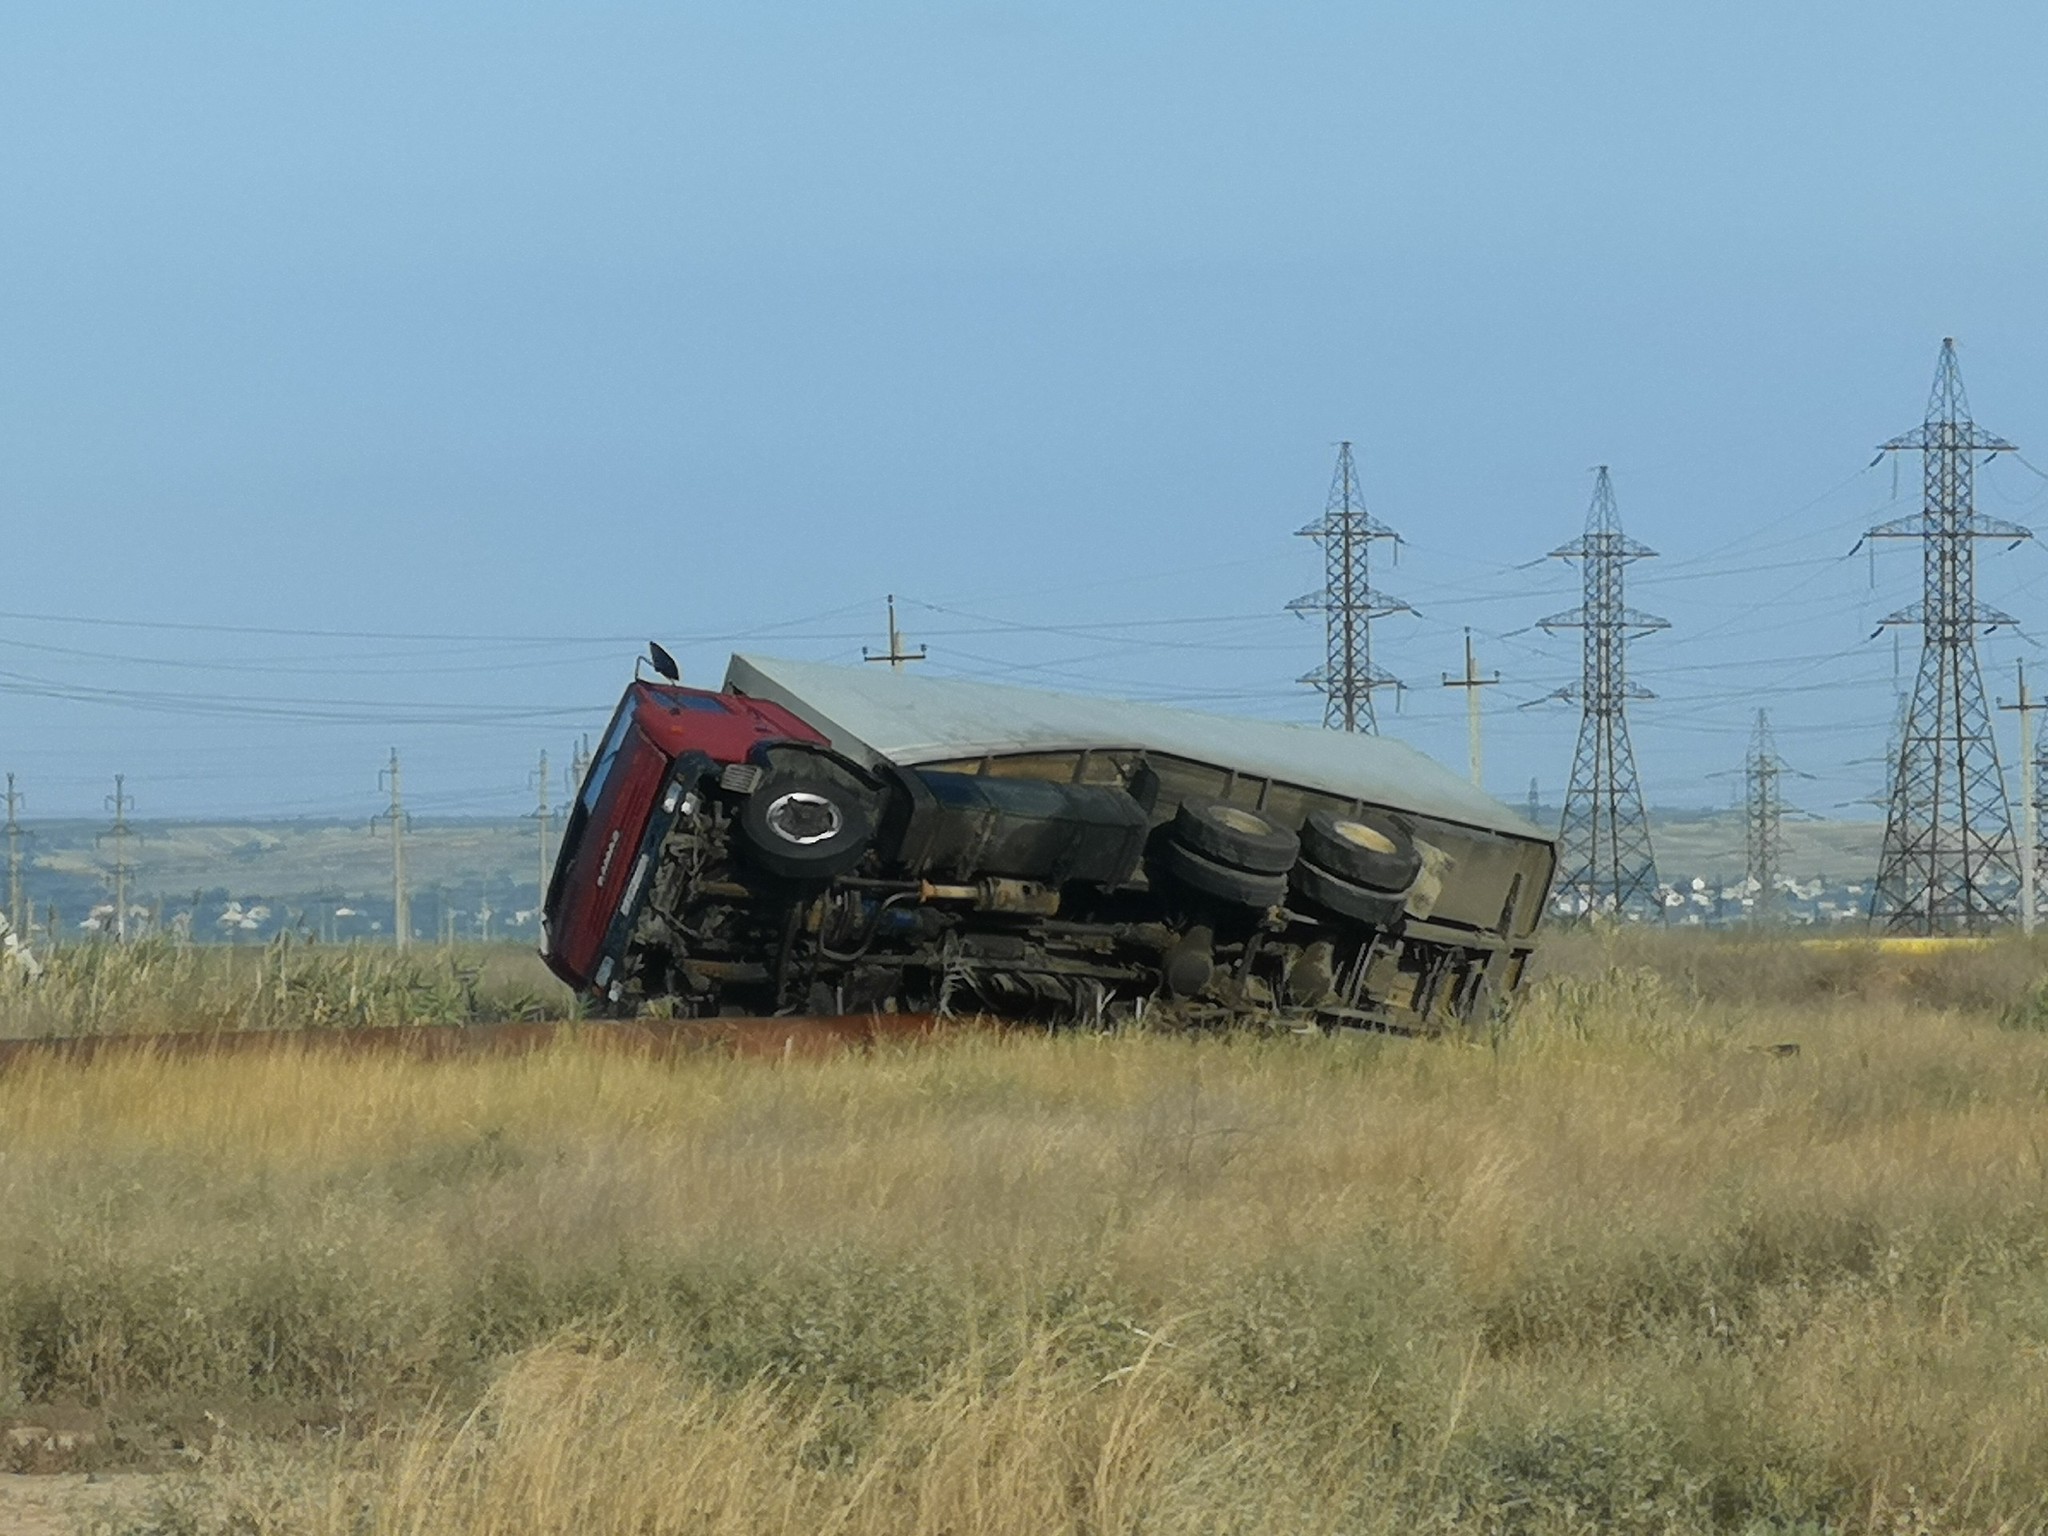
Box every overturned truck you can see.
[540,655,1555,1035]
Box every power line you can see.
[0,596,884,647]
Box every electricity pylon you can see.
[1743,710,1792,924]
[1867,338,2031,933]
[1540,466,1666,920]
[2035,712,2048,936]
[1289,441,1411,732]
[1998,661,2046,933]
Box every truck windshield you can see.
[580,704,638,816]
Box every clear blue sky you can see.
[3,1,2046,840]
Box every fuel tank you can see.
[888,769,1149,888]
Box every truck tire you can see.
[1171,800,1300,875]
[1298,808,1420,894]
[1290,859,1408,928]
[1161,840,1288,909]
[739,775,874,882]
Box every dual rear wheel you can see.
[1291,808,1421,926]
[1164,799,1421,926]
[1163,801,1297,907]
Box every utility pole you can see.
[1540,466,1667,920]
[531,749,552,900]
[100,775,134,942]
[1741,710,1792,925]
[4,775,22,935]
[374,750,410,951]
[1526,778,1540,827]
[1440,628,1500,789]
[566,733,593,802]
[1290,441,1412,732]
[1999,659,2046,934]
[862,594,927,672]
[1867,339,2030,933]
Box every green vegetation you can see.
[1,932,2046,1532]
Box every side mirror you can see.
[647,641,681,682]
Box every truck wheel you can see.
[739,776,873,882]
[1171,800,1300,875]
[1290,859,1407,928]
[1299,808,1420,894]
[1162,840,1288,909]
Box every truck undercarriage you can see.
[591,734,1547,1037]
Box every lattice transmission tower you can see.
[2034,709,2048,930]
[1867,338,2031,933]
[1289,442,1411,732]
[1540,467,1666,919]
[1743,710,1789,923]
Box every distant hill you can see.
[1640,810,1884,884]
[15,817,545,946]
[29,816,542,897]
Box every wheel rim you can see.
[1212,806,1274,836]
[764,791,843,846]
[1331,819,1397,856]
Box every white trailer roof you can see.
[724,654,1548,843]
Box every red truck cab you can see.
[541,680,827,995]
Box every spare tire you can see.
[1172,800,1300,875]
[1161,840,1289,909]
[1290,860,1408,928]
[1299,808,1421,894]
[739,775,874,882]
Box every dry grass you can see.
[3,931,2048,1531]
[0,938,564,1038]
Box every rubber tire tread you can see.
[1290,859,1408,928]
[738,775,874,883]
[1171,799,1301,875]
[1161,840,1289,909]
[1298,808,1421,893]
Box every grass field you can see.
[4,932,2048,1533]
[0,939,565,1039]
